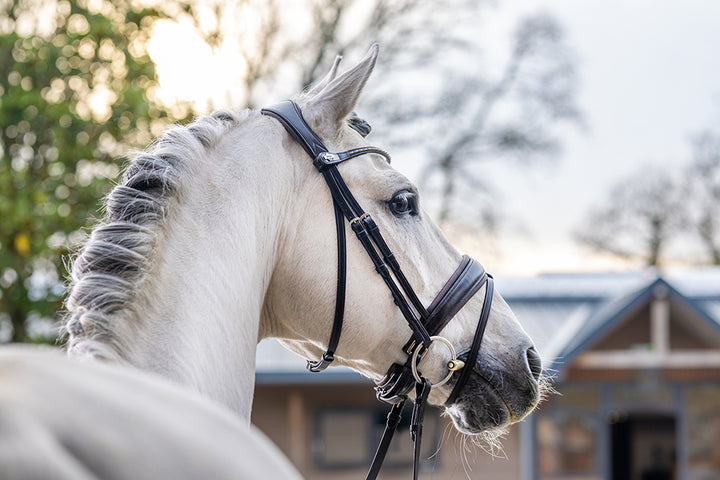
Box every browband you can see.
[262,101,391,170]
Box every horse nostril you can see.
[526,346,542,381]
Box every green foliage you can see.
[0,0,190,342]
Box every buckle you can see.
[306,352,335,372]
[350,212,371,226]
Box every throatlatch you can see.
[261,100,495,480]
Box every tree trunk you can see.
[647,218,663,267]
[10,305,26,343]
[437,157,456,225]
[698,215,720,265]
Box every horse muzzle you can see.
[444,344,543,433]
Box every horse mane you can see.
[62,110,251,360]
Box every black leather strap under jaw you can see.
[305,200,347,372]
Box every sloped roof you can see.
[256,267,720,382]
[498,267,720,375]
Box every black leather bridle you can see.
[261,100,494,480]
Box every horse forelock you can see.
[63,110,252,358]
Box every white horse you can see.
[64,44,542,430]
[0,45,542,478]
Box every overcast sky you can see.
[150,0,720,276]
[442,0,720,275]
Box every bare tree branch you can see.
[156,1,580,233]
[574,166,687,266]
[685,130,720,264]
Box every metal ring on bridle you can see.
[410,335,461,387]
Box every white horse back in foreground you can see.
[0,346,301,480]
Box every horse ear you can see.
[305,55,343,97]
[306,44,379,128]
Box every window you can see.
[313,405,440,470]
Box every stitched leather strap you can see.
[366,376,432,480]
[374,362,415,405]
[263,102,348,373]
[262,101,326,160]
[402,256,487,354]
[315,147,391,171]
[411,379,431,480]
[362,214,429,320]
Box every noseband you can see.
[261,101,494,480]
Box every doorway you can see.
[610,413,676,480]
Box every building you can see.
[252,268,720,480]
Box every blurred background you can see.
[2,1,720,479]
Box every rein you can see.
[261,101,494,479]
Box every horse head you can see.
[260,45,543,435]
[64,44,541,438]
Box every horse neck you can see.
[66,118,292,422]
[130,153,290,421]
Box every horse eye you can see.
[389,191,418,216]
